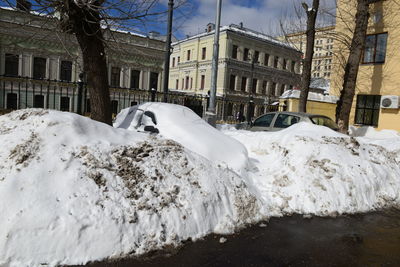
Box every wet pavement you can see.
[78,209,400,267]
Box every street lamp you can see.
[247,52,258,124]
[263,96,270,114]
[247,94,254,125]
[77,72,85,115]
[150,87,157,102]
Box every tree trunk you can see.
[65,1,112,125]
[298,0,319,113]
[336,0,370,134]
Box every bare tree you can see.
[335,0,370,133]
[2,0,186,125]
[298,0,319,113]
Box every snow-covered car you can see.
[249,111,339,132]
[114,103,249,173]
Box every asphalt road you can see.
[76,209,400,267]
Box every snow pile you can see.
[114,103,249,175]
[280,89,338,103]
[1,107,400,266]
[349,125,400,152]
[0,109,261,267]
[223,123,400,216]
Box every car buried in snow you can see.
[113,102,249,173]
[249,111,339,132]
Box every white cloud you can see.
[179,0,336,37]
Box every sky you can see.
[167,0,337,38]
[0,0,336,39]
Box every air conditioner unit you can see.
[381,95,399,109]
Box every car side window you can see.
[274,114,300,128]
[253,113,275,127]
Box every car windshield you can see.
[310,116,338,130]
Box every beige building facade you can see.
[169,24,302,121]
[0,7,165,115]
[331,0,400,131]
[280,26,335,80]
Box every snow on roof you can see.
[173,24,300,52]
[280,89,338,103]
[310,78,330,92]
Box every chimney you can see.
[206,23,215,33]
[239,22,243,29]
[148,31,160,39]
[16,0,31,11]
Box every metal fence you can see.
[0,75,275,122]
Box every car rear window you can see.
[253,113,275,127]
[274,114,300,128]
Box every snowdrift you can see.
[223,123,400,216]
[1,108,400,267]
[0,109,260,267]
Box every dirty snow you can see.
[0,109,260,267]
[222,123,400,216]
[0,106,399,267]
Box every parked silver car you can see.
[249,112,339,131]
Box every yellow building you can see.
[169,23,302,121]
[331,0,400,131]
[279,90,338,120]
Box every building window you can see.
[6,93,17,109]
[291,61,296,72]
[283,59,287,70]
[60,60,72,82]
[130,70,140,89]
[202,47,206,60]
[232,45,238,59]
[254,51,259,63]
[355,95,381,126]
[363,33,388,64]
[280,84,285,96]
[33,57,46,79]
[33,95,44,108]
[110,67,121,87]
[252,79,257,94]
[172,57,175,67]
[229,75,236,91]
[182,78,184,89]
[271,82,277,96]
[5,54,19,77]
[60,96,70,111]
[190,77,193,89]
[200,75,205,90]
[187,50,191,61]
[175,79,179,89]
[241,77,247,92]
[264,53,270,66]
[185,76,189,90]
[149,72,159,90]
[111,100,118,114]
[262,81,267,95]
[178,56,180,64]
[274,57,279,68]
[243,48,249,61]
[130,101,137,107]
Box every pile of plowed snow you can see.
[223,123,400,217]
[1,107,400,267]
[0,109,261,267]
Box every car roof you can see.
[259,111,331,119]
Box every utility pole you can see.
[205,0,222,127]
[162,0,174,103]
